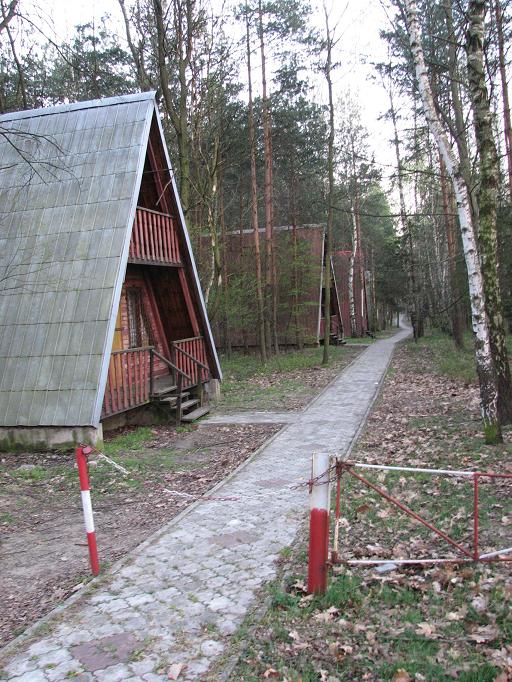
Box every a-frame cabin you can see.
[0,92,221,450]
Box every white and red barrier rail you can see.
[75,446,100,576]
[308,455,512,595]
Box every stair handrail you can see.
[150,347,191,380]
[172,342,210,373]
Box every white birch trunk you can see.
[404,0,501,442]
[348,207,358,337]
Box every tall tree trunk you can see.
[219,165,231,357]
[204,138,220,305]
[322,4,335,365]
[440,154,465,348]
[404,0,502,444]
[0,1,18,35]
[348,205,358,338]
[444,0,479,221]
[5,21,26,109]
[494,0,512,199]
[153,0,192,216]
[118,0,151,90]
[290,165,302,349]
[387,76,420,339]
[258,0,278,355]
[246,3,266,362]
[467,0,512,425]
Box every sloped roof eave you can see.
[152,109,223,382]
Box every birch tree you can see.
[466,0,512,424]
[404,0,502,444]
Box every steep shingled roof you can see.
[0,92,220,428]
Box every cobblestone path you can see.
[1,327,409,681]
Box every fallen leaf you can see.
[263,668,280,679]
[446,606,467,621]
[471,595,487,613]
[493,672,508,682]
[299,594,314,608]
[314,606,339,622]
[415,622,436,638]
[469,625,500,643]
[167,663,184,680]
[392,669,411,682]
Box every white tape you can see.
[81,490,95,533]
[310,453,331,511]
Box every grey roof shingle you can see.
[0,93,155,427]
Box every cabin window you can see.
[126,288,153,348]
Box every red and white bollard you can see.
[75,446,100,576]
[307,452,331,595]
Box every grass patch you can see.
[218,345,363,412]
[103,427,153,457]
[405,329,477,383]
[10,465,49,481]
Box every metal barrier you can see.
[308,454,512,594]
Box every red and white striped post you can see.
[307,452,331,595]
[75,446,100,576]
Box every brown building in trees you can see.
[200,225,369,349]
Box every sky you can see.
[42,0,397,172]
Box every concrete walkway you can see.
[1,326,410,682]
[203,411,298,425]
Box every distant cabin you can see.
[0,92,221,450]
[199,225,369,349]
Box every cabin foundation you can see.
[0,426,103,451]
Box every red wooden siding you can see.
[102,348,151,417]
[129,207,181,265]
[319,315,342,338]
[149,268,195,342]
[123,267,169,376]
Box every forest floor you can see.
[0,340,364,649]
[216,337,388,412]
[230,331,512,682]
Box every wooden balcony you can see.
[101,337,210,419]
[129,207,181,265]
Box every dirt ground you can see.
[0,422,280,648]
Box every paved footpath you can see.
[1,327,410,682]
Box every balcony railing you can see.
[102,347,151,418]
[101,337,210,419]
[129,207,181,265]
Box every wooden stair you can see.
[151,377,209,423]
[182,406,210,422]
